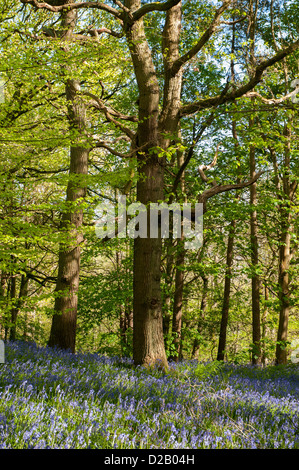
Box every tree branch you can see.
[83,90,136,140]
[242,86,299,105]
[112,0,130,14]
[181,38,299,116]
[170,112,216,199]
[93,140,148,159]
[84,91,137,122]
[197,171,264,214]
[89,26,123,38]
[290,181,298,200]
[93,141,132,158]
[26,271,56,286]
[20,1,122,19]
[171,0,232,75]
[198,144,220,186]
[22,166,69,175]
[221,15,247,25]
[132,0,182,22]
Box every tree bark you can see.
[125,0,183,368]
[133,167,166,367]
[125,1,166,367]
[48,7,89,352]
[48,147,88,352]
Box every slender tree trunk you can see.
[117,250,133,354]
[0,272,6,337]
[217,50,238,360]
[48,8,89,353]
[192,274,208,359]
[261,284,269,365]
[0,272,5,337]
[217,219,236,361]
[116,250,126,352]
[0,271,6,299]
[12,273,29,341]
[248,1,261,364]
[276,217,291,364]
[120,306,127,353]
[170,236,184,362]
[249,142,261,364]
[170,133,185,362]
[163,238,174,338]
[275,123,293,364]
[9,275,17,341]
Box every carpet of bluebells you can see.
[0,341,298,449]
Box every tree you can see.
[46,6,90,352]
[6,0,131,351]
[20,0,299,367]
[247,0,261,365]
[274,119,297,364]
[0,2,62,340]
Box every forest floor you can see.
[0,341,298,449]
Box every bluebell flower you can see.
[1,341,298,449]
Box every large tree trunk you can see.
[133,162,166,367]
[126,0,182,368]
[125,1,166,367]
[48,8,89,353]
[48,141,88,352]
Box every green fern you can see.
[195,360,225,381]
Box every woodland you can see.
[0,0,298,369]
